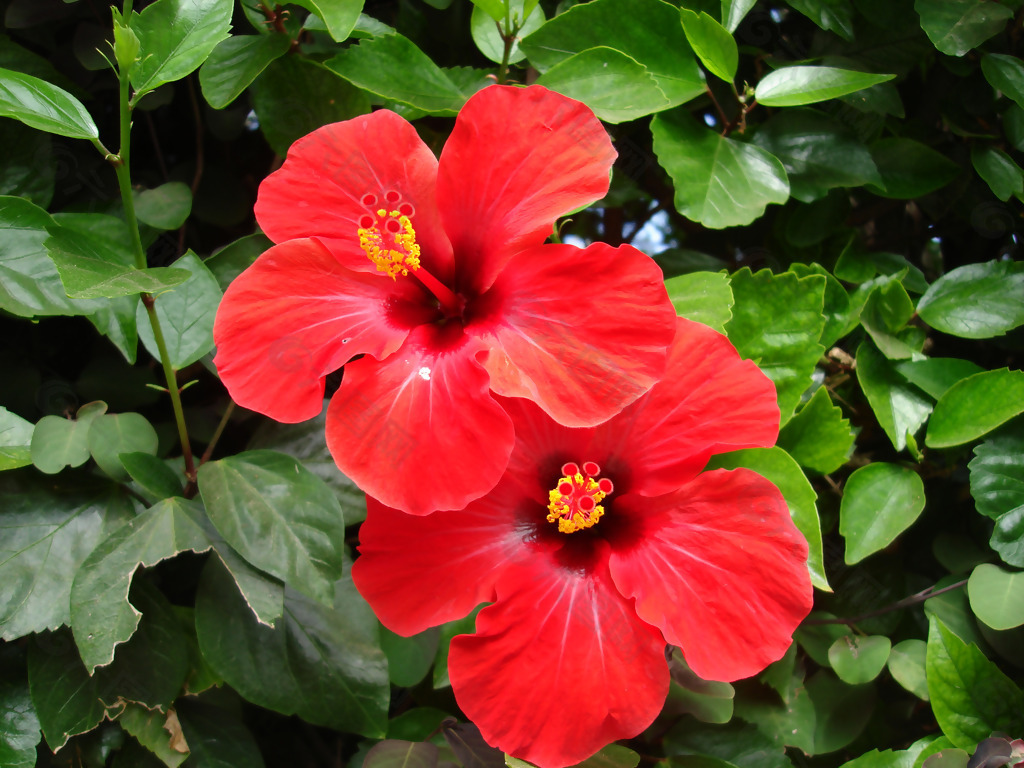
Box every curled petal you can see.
[475,242,675,427]
[326,328,514,515]
[450,559,668,768]
[213,238,417,422]
[608,469,813,682]
[437,85,616,293]
[255,110,454,281]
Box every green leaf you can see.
[917,261,1024,340]
[30,400,108,475]
[0,654,40,768]
[471,1,544,65]
[118,704,188,768]
[129,0,234,98]
[0,66,97,139]
[915,0,1013,56]
[87,412,159,481]
[135,251,222,370]
[535,47,671,123]
[856,340,933,452]
[970,425,1024,530]
[752,109,882,202]
[380,626,440,688]
[652,110,789,229]
[724,268,826,425]
[667,649,735,724]
[120,452,183,501]
[365,740,440,768]
[756,66,894,107]
[212,543,285,628]
[927,369,1024,448]
[327,33,465,114]
[708,446,829,591]
[860,279,922,360]
[470,0,506,21]
[828,634,891,684]
[174,697,265,768]
[806,671,876,754]
[569,745,641,768]
[206,232,271,292]
[664,270,733,333]
[790,262,852,348]
[0,407,33,471]
[925,614,1024,748]
[967,564,1024,630]
[0,118,54,207]
[663,719,787,768]
[840,462,926,564]
[733,667,816,752]
[0,473,133,641]
[199,34,290,110]
[69,498,215,672]
[721,0,757,32]
[197,450,346,605]
[679,9,738,81]
[981,53,1024,110]
[133,182,193,230]
[896,358,984,400]
[785,0,855,40]
[291,0,363,42]
[194,557,389,738]
[519,0,705,107]
[888,639,929,700]
[972,145,1024,202]
[991,507,1024,568]
[252,54,370,156]
[777,387,854,475]
[866,138,960,199]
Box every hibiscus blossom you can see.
[353,317,814,768]
[213,85,675,514]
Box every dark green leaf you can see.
[442,721,506,768]
[733,667,816,752]
[896,358,984,400]
[0,406,33,471]
[536,47,671,123]
[967,564,1024,630]
[724,268,826,425]
[991,507,1024,568]
[664,271,733,333]
[119,452,183,501]
[679,9,738,81]
[386,708,451,741]
[364,740,439,768]
[86,412,158,481]
[917,261,1024,340]
[0,66,97,139]
[866,138,960,199]
[135,251,221,370]
[972,145,1024,202]
[915,0,1013,56]
[925,615,1024,748]
[840,462,925,564]
[666,649,735,724]
[888,639,929,700]
[828,635,891,684]
[806,671,875,754]
[29,400,107,475]
[199,34,290,110]
[970,424,1024,524]
[197,450,345,605]
[981,53,1024,109]
[206,232,271,292]
[291,0,363,42]
[927,369,1024,448]
[777,387,854,475]
[175,697,265,768]
[0,653,40,768]
[785,0,855,40]
[380,626,439,688]
[652,110,789,228]
[129,0,234,98]
[752,109,882,202]
[118,704,188,768]
[520,0,705,107]
[194,557,389,738]
[860,279,922,360]
[470,1,544,65]
[708,447,829,591]
[663,719,788,768]
[756,67,894,107]
[70,498,214,672]
[133,182,193,230]
[0,118,53,207]
[856,340,933,452]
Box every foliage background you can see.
[1,0,1023,767]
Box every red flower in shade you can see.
[213,85,675,515]
[353,318,814,768]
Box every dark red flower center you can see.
[546,461,614,534]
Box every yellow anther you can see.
[547,471,608,534]
[358,210,421,279]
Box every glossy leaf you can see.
[194,557,389,738]
[786,0,855,40]
[828,635,891,684]
[840,462,925,564]
[915,0,1013,56]
[134,182,193,230]
[972,146,1024,202]
[679,9,738,82]
[129,0,234,98]
[29,400,107,475]
[199,34,290,110]
[197,450,346,605]
[535,47,671,123]
[970,426,1024,522]
[756,67,894,107]
[925,615,1024,748]
[86,412,159,481]
[927,369,1024,448]
[860,279,922,360]
[777,387,854,475]
[135,251,221,370]
[470,1,544,65]
[888,639,929,700]
[866,138,960,199]
[724,268,826,425]
[292,0,363,42]
[0,655,40,768]
[708,446,829,591]
[380,626,440,688]
[721,0,757,31]
[70,498,214,672]
[664,271,734,333]
[981,53,1024,110]
[806,671,875,754]
[174,697,265,768]
[917,261,1024,340]
[667,649,735,724]
[896,358,984,400]
[120,452,183,501]
[0,406,33,471]
[856,340,933,452]
[0,66,97,139]
[967,564,1024,630]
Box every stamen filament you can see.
[413,266,461,316]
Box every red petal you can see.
[449,559,668,768]
[213,238,418,422]
[353,485,529,635]
[325,328,514,515]
[436,85,615,293]
[474,242,675,427]
[598,317,780,496]
[608,469,813,682]
[255,110,454,281]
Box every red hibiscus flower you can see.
[213,85,676,514]
[353,318,814,768]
